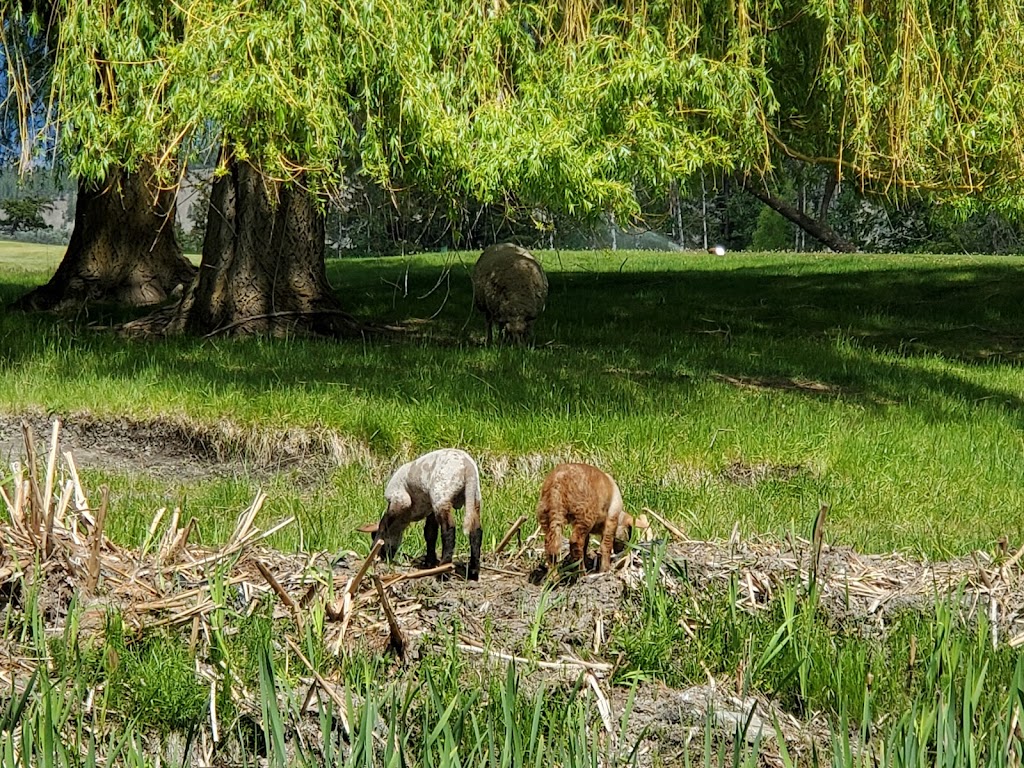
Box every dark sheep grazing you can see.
[471,243,548,345]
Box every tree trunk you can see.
[167,155,352,337]
[11,165,195,310]
[670,179,684,247]
[700,173,708,250]
[818,170,839,224]
[741,178,856,253]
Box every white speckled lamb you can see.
[359,448,483,580]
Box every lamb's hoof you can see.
[554,559,586,583]
[528,565,549,585]
[464,563,481,581]
[420,556,440,569]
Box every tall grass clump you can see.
[613,548,1024,767]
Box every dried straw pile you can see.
[4,418,1024,664]
[637,508,1024,646]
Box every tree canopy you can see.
[40,0,781,221]
[6,0,1024,223]
[770,0,1024,214]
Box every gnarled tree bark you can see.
[11,165,195,310]
[165,154,353,337]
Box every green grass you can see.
[0,241,66,273]
[5,245,1024,764]
[2,248,1023,560]
[610,546,1022,731]
[5,552,1024,768]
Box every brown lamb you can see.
[535,463,644,576]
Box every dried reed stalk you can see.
[347,539,384,598]
[85,486,109,593]
[381,562,454,588]
[643,507,689,542]
[373,575,406,660]
[456,640,613,677]
[494,515,528,555]
[254,558,303,633]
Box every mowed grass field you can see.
[1,243,1022,560]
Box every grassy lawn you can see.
[0,240,67,272]
[1,246,1022,558]
[3,243,1024,766]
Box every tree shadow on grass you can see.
[333,254,1024,418]
[2,256,1023,429]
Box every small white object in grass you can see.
[710,245,726,256]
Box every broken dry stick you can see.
[586,673,615,735]
[299,581,320,609]
[381,562,454,588]
[456,642,613,677]
[348,539,384,597]
[372,574,406,660]
[285,637,353,740]
[643,507,689,543]
[162,517,198,564]
[513,526,543,560]
[494,515,528,555]
[41,420,61,558]
[85,486,109,593]
[21,421,43,527]
[254,557,304,633]
[254,559,297,611]
[1001,541,1024,579]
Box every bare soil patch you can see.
[0,411,598,489]
[713,373,844,396]
[0,410,374,485]
[0,411,241,482]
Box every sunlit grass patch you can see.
[1,248,1023,558]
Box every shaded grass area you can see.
[1,250,1023,559]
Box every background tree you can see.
[2,0,195,310]
[6,0,1024,327]
[750,0,1024,248]
[36,0,775,335]
[0,195,51,234]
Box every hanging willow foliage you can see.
[782,0,1024,212]
[9,0,1024,217]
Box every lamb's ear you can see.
[356,523,380,534]
[634,514,651,530]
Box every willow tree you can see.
[18,0,1024,330]
[29,0,774,334]
[748,0,1024,248]
[2,1,196,310]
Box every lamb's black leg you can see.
[423,515,439,568]
[440,522,456,566]
[467,527,482,581]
